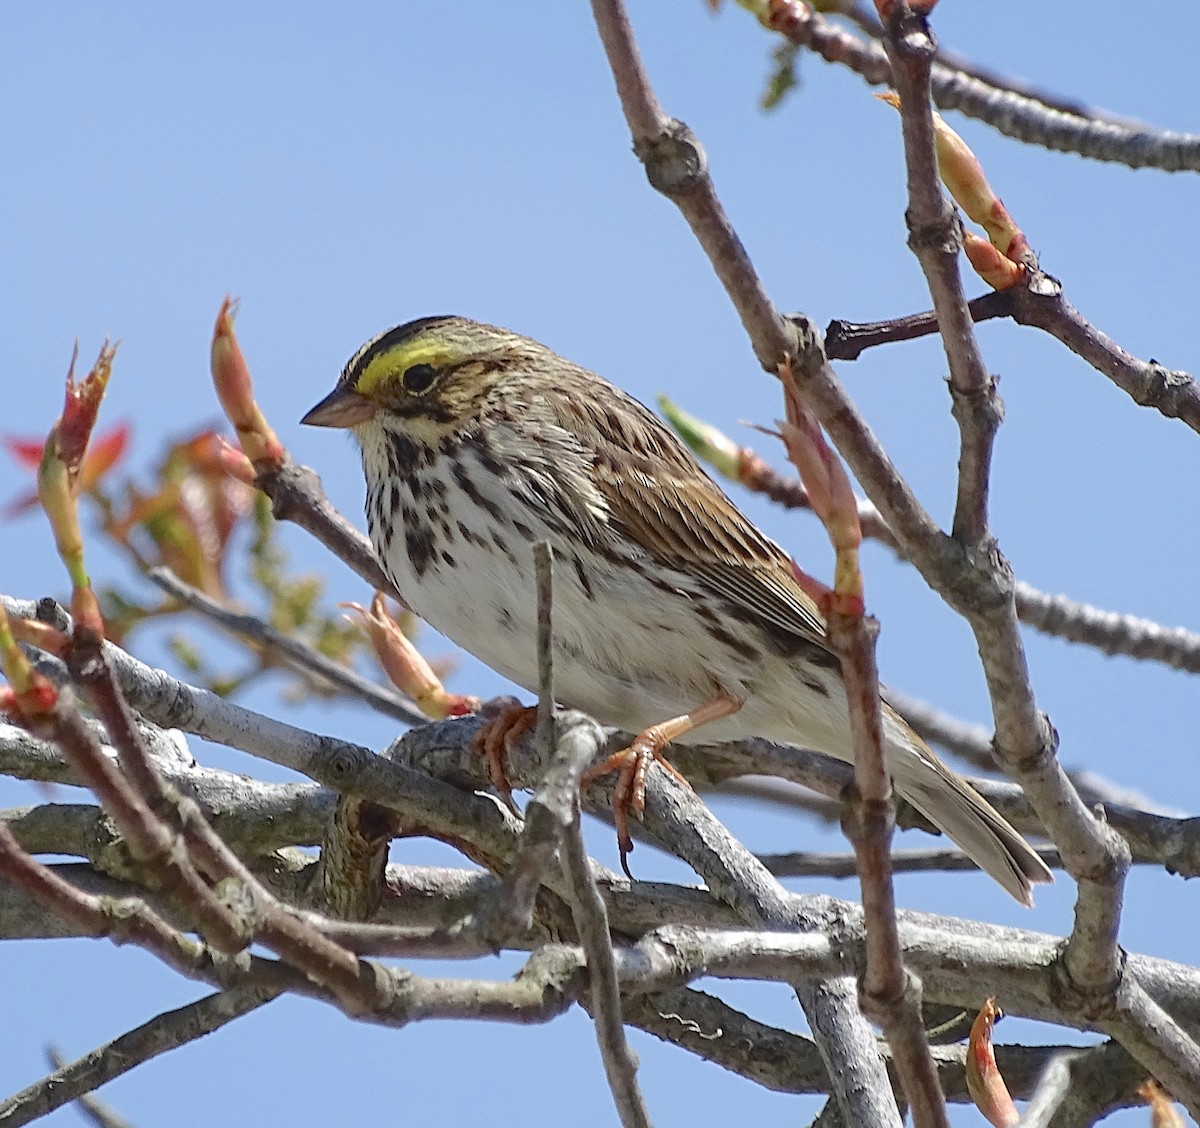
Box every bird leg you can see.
[471,698,536,814]
[582,689,743,877]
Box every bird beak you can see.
[300,386,377,428]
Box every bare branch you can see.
[623,986,829,1093]
[313,794,395,922]
[47,1049,133,1128]
[579,0,1199,1105]
[824,290,1011,361]
[657,447,1200,675]
[587,0,795,373]
[2,689,248,954]
[6,5,1200,1121]
[1012,1039,1148,1128]
[0,821,224,970]
[826,279,1200,437]
[254,457,400,598]
[1099,979,1200,1120]
[7,845,1200,1038]
[880,6,996,549]
[802,978,904,1128]
[760,843,1060,881]
[563,815,652,1128]
[1013,583,1200,675]
[483,543,610,939]
[145,566,425,725]
[0,990,278,1128]
[598,0,1135,1047]
[1007,281,1200,435]
[761,0,1200,172]
[839,2,1146,130]
[64,625,393,1013]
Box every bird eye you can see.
[402,363,437,394]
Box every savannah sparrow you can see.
[302,316,1052,905]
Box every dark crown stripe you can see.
[340,315,460,387]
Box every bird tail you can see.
[884,715,1054,906]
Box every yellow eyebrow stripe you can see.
[353,340,454,397]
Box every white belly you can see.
[364,434,853,758]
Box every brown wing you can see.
[546,369,831,654]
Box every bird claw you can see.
[581,734,693,879]
[471,699,536,815]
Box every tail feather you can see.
[883,711,1054,905]
[899,768,1053,906]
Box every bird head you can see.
[301,315,538,435]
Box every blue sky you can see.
[3,4,1199,1126]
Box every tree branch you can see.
[0,989,279,1128]
[145,566,425,725]
[761,0,1200,172]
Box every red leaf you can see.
[3,437,47,469]
[78,422,131,490]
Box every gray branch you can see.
[761,0,1200,172]
[0,989,279,1128]
[145,566,425,725]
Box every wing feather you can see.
[536,372,831,653]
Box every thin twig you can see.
[840,1,1145,130]
[1014,583,1200,674]
[483,712,607,938]
[563,815,652,1128]
[482,546,608,938]
[762,0,1200,173]
[45,1050,133,1128]
[659,442,1200,675]
[777,347,947,1123]
[65,625,391,1014]
[255,457,401,599]
[146,567,425,725]
[760,843,1061,880]
[0,821,225,970]
[0,991,279,1128]
[881,5,997,549]
[824,290,1010,360]
[826,281,1200,437]
[1008,280,1200,435]
[3,686,248,954]
[828,609,949,1128]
